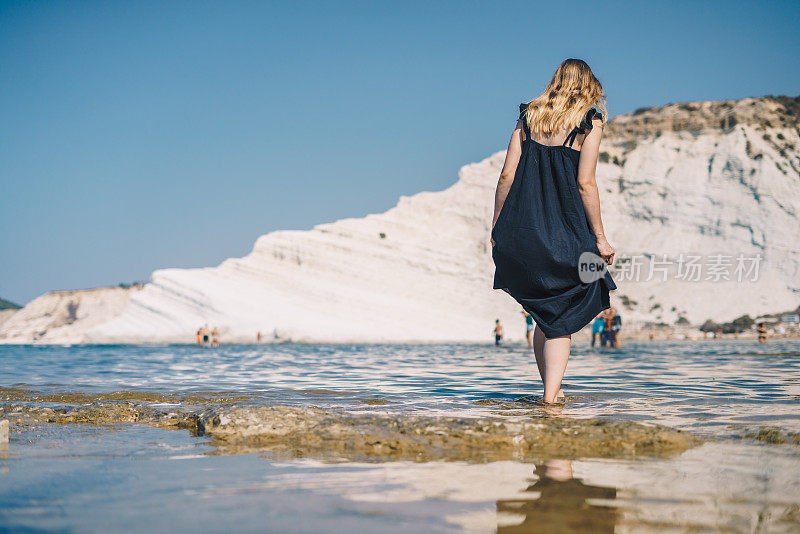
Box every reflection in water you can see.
[497,459,617,533]
[2,423,799,533]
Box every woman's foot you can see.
[537,398,565,410]
[539,392,565,405]
[540,389,565,404]
[540,387,566,404]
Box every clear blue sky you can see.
[2,0,798,305]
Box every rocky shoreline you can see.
[0,387,704,461]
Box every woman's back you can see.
[491,103,615,338]
[526,123,584,149]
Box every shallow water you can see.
[1,340,799,532]
[2,424,798,533]
[2,340,799,436]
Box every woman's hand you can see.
[596,236,615,265]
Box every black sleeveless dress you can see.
[491,103,617,338]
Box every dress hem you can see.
[493,282,613,339]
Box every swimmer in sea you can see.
[601,307,615,347]
[201,324,210,347]
[609,312,622,348]
[523,311,534,348]
[590,313,605,348]
[494,319,504,346]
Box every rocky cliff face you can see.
[0,287,140,344]
[0,310,18,328]
[2,95,798,344]
[597,96,799,326]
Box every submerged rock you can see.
[0,387,238,437]
[0,387,251,405]
[746,427,800,445]
[0,402,205,436]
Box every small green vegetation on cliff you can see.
[0,297,21,310]
[700,314,755,333]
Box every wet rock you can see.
[0,386,703,461]
[0,400,202,435]
[201,406,700,461]
[0,387,251,405]
[359,398,389,405]
[746,427,800,445]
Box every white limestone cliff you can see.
[0,310,18,328]
[2,96,798,344]
[0,287,140,344]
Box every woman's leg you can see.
[542,335,571,403]
[533,325,546,382]
[533,326,564,400]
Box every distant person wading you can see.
[494,319,504,346]
[491,59,617,404]
[523,310,535,348]
[591,312,605,348]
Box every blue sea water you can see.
[1,340,799,435]
[1,340,799,532]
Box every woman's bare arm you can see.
[577,118,615,264]
[491,119,524,243]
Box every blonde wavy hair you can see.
[523,59,607,136]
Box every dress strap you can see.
[563,127,580,147]
[563,108,602,147]
[518,103,531,140]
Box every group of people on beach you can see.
[194,328,271,346]
[590,307,622,348]
[195,325,220,347]
[493,306,622,349]
[493,313,535,347]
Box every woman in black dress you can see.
[491,59,616,403]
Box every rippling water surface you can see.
[2,340,799,436]
[1,340,799,532]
